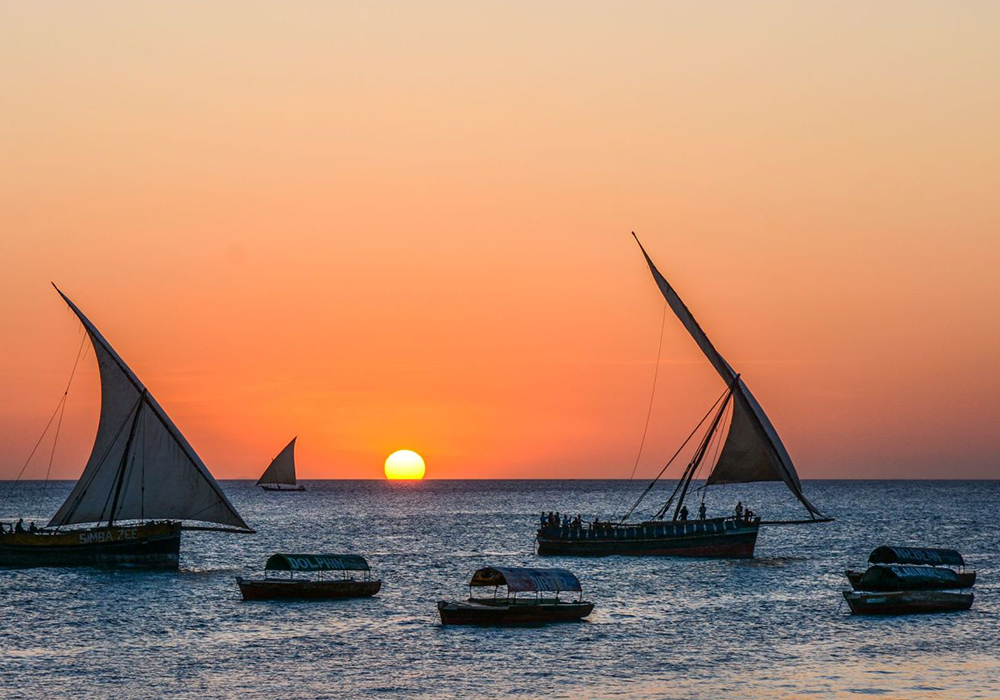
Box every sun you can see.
[384,449,426,480]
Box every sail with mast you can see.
[0,285,252,569]
[631,233,826,520]
[537,234,830,559]
[257,438,305,491]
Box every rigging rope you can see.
[618,384,731,523]
[611,301,667,519]
[39,334,88,509]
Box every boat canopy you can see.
[868,546,964,567]
[470,567,582,593]
[859,565,964,591]
[265,554,370,572]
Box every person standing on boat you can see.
[15,518,25,533]
[698,502,707,520]
[735,502,744,519]
[679,505,689,520]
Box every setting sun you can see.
[384,450,426,480]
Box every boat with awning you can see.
[236,553,381,600]
[0,286,252,569]
[845,545,976,591]
[438,566,593,625]
[537,235,831,559]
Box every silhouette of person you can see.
[15,518,25,534]
[698,502,707,520]
[679,505,689,520]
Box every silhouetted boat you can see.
[845,546,976,591]
[237,554,380,600]
[0,286,253,569]
[257,437,305,491]
[843,590,974,615]
[538,235,831,559]
[438,567,593,625]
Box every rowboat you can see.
[237,554,381,601]
[438,567,593,625]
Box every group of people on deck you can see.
[0,519,38,534]
[541,512,583,529]
[543,500,757,529]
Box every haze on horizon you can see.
[1,1,998,481]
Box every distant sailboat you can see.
[257,438,305,492]
[537,235,831,558]
[0,285,253,569]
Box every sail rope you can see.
[618,384,731,523]
[611,301,668,519]
[39,334,88,510]
[1,333,88,518]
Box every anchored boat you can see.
[537,235,831,559]
[438,567,593,626]
[257,437,306,491]
[842,545,975,615]
[0,286,253,569]
[237,554,380,600]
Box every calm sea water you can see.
[0,479,997,700]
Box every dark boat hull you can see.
[0,521,181,569]
[537,517,758,558]
[843,590,974,615]
[845,569,976,591]
[260,484,306,492]
[438,599,594,625]
[236,577,381,600]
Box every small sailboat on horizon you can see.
[257,437,305,492]
[0,285,253,569]
[537,234,831,559]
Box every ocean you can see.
[0,479,997,699]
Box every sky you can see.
[1,1,998,480]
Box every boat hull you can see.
[537,517,758,558]
[843,590,974,615]
[236,577,381,600]
[0,521,181,569]
[845,569,976,591]
[438,599,594,625]
[259,484,306,492]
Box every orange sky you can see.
[1,1,998,480]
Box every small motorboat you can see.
[237,553,380,601]
[438,566,593,625]
[843,590,974,615]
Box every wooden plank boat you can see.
[0,287,252,570]
[438,599,593,625]
[0,521,181,569]
[843,590,974,615]
[438,566,593,626]
[237,577,380,600]
[845,568,976,591]
[538,236,833,561]
[537,517,758,558]
[237,553,380,601]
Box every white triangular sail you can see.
[257,438,297,486]
[48,286,252,532]
[633,235,825,518]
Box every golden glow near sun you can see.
[384,450,426,480]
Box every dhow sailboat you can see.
[257,438,305,491]
[537,235,831,558]
[0,285,253,569]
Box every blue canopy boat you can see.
[438,567,593,625]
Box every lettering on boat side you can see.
[77,527,140,544]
